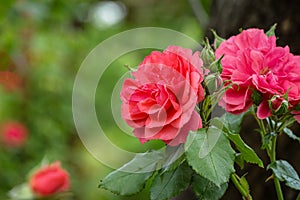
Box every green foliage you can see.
[227,132,264,168]
[192,174,228,200]
[211,30,225,49]
[100,151,163,195]
[211,114,263,168]
[239,175,250,195]
[221,112,246,133]
[266,23,277,37]
[268,160,300,190]
[185,128,235,186]
[201,39,215,68]
[251,90,263,106]
[150,162,193,200]
[261,132,276,150]
[283,127,300,143]
[162,144,185,172]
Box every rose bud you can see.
[29,161,70,197]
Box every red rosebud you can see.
[30,161,70,197]
[0,121,28,147]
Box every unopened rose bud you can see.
[29,161,70,197]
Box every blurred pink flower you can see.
[0,121,28,148]
[216,28,300,119]
[30,161,70,197]
[121,46,204,146]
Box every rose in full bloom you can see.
[0,121,28,147]
[121,46,204,146]
[30,161,70,197]
[215,28,300,119]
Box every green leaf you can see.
[211,30,225,49]
[211,116,263,168]
[267,160,300,190]
[162,144,185,172]
[239,174,250,194]
[266,23,277,37]
[100,151,163,195]
[283,127,300,143]
[150,162,193,200]
[185,128,235,186]
[221,112,246,134]
[227,132,264,168]
[235,153,245,169]
[251,89,263,106]
[192,174,228,200]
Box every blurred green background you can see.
[0,0,210,199]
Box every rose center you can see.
[260,67,270,75]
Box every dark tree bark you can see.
[206,0,300,54]
[204,0,300,199]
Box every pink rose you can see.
[0,121,28,148]
[30,161,70,197]
[121,46,204,146]
[216,28,300,119]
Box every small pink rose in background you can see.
[0,121,28,148]
[121,46,204,146]
[216,28,300,119]
[29,161,70,197]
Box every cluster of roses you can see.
[217,28,300,121]
[121,28,300,146]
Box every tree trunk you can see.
[206,0,300,54]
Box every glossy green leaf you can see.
[268,160,300,190]
[192,174,228,200]
[185,128,235,186]
[99,151,163,195]
[150,162,193,200]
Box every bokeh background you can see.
[1,0,300,200]
[0,0,209,199]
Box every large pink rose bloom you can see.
[121,46,204,146]
[216,28,300,119]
